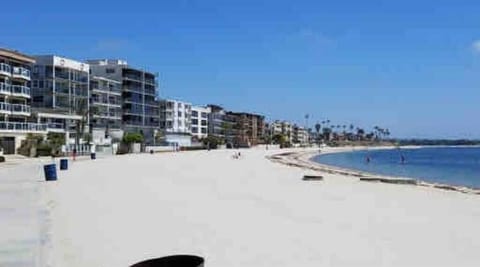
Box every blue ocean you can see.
[311,147,480,189]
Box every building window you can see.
[191,110,198,117]
[201,120,207,126]
[106,68,115,74]
[192,127,198,133]
[201,112,208,118]
[192,119,198,125]
[201,128,207,134]
[178,111,182,117]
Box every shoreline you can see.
[267,146,480,195]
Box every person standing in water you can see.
[401,154,406,164]
[366,156,371,164]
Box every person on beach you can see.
[72,147,77,161]
[366,156,371,164]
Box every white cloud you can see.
[471,40,480,53]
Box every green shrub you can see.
[0,156,5,163]
[202,136,222,149]
[36,143,53,157]
[122,133,144,144]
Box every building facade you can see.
[227,111,265,147]
[89,76,123,144]
[159,99,192,146]
[292,124,309,145]
[87,59,159,144]
[0,48,43,154]
[190,105,210,141]
[270,120,294,144]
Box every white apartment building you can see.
[190,105,210,140]
[159,99,192,146]
[270,120,293,143]
[293,124,309,145]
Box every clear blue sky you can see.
[2,0,480,138]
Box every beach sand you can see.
[3,147,480,266]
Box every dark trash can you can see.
[60,159,68,170]
[44,164,57,181]
[90,153,96,160]
[130,255,204,267]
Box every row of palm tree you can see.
[309,118,391,142]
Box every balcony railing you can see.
[11,85,31,98]
[0,63,11,76]
[0,82,11,95]
[12,67,31,80]
[0,102,10,113]
[11,104,31,115]
[0,122,47,132]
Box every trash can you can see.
[60,159,68,170]
[130,255,204,267]
[90,153,96,160]
[44,164,57,181]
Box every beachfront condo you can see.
[226,111,265,147]
[0,48,46,154]
[190,105,211,141]
[87,59,159,145]
[270,120,294,144]
[292,124,309,145]
[31,55,90,147]
[159,99,192,147]
[207,104,236,144]
[89,76,123,145]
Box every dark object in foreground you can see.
[303,175,324,181]
[44,164,57,181]
[130,255,204,267]
[90,153,96,160]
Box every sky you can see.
[2,0,480,139]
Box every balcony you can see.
[46,122,66,133]
[10,104,31,116]
[12,66,31,81]
[0,122,47,133]
[0,82,11,96]
[11,85,31,98]
[0,63,11,77]
[0,102,10,114]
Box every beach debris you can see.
[130,255,204,267]
[360,177,417,185]
[303,174,324,181]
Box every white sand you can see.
[6,148,480,266]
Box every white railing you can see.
[0,102,10,112]
[0,82,11,95]
[0,122,46,132]
[11,85,30,97]
[12,67,31,80]
[0,63,11,75]
[10,104,31,114]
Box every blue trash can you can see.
[60,159,68,170]
[90,153,96,160]
[44,164,57,181]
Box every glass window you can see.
[192,127,198,133]
[192,119,198,125]
[201,112,208,118]
[106,68,115,74]
[201,128,207,134]
[178,111,182,117]
[201,120,207,126]
[191,110,198,117]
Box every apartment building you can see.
[292,124,309,145]
[0,48,44,154]
[227,111,265,147]
[87,59,159,144]
[207,104,237,144]
[270,120,294,143]
[159,99,192,146]
[31,55,89,145]
[190,105,210,141]
[90,76,123,144]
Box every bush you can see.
[0,156,5,163]
[122,133,144,145]
[36,143,53,157]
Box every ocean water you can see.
[312,147,480,189]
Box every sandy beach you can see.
[3,147,480,266]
